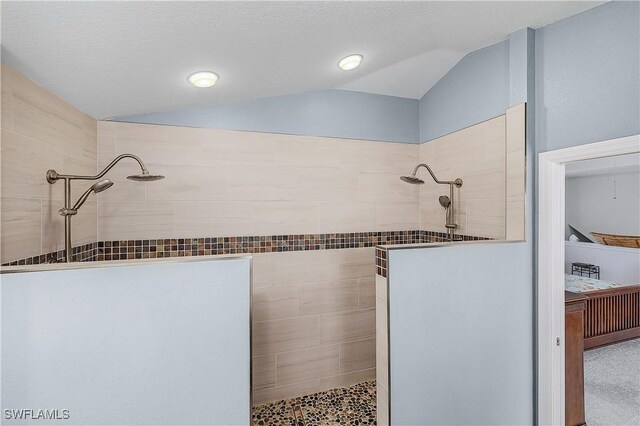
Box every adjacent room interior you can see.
[564,153,640,426]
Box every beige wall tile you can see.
[174,201,252,237]
[252,316,319,356]
[298,280,359,315]
[251,253,277,288]
[317,202,376,233]
[1,130,64,200]
[275,345,339,386]
[375,201,420,230]
[318,368,375,392]
[250,201,320,235]
[377,380,389,426]
[145,164,228,201]
[98,201,173,240]
[252,355,276,391]
[253,379,321,406]
[339,338,375,374]
[298,168,359,202]
[0,64,97,262]
[253,285,299,322]
[419,114,507,238]
[1,197,41,263]
[358,277,375,309]
[1,64,12,131]
[319,309,375,344]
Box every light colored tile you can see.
[274,249,341,285]
[0,130,64,200]
[339,338,375,374]
[201,129,277,167]
[358,172,419,203]
[466,198,506,240]
[252,379,320,406]
[506,196,525,241]
[339,261,375,280]
[252,355,276,391]
[298,168,359,202]
[114,122,203,166]
[252,316,319,356]
[276,345,339,386]
[228,166,296,201]
[251,253,277,288]
[376,326,389,390]
[174,201,252,237]
[253,285,299,322]
[375,201,420,230]
[318,368,376,392]
[251,201,319,235]
[145,164,228,201]
[98,201,173,240]
[319,309,375,344]
[11,75,84,152]
[377,380,389,426]
[1,63,13,131]
[358,277,375,309]
[1,197,41,263]
[317,202,376,233]
[298,280,359,315]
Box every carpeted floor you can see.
[584,338,640,426]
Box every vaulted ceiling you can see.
[1,1,603,118]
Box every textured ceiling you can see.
[1,1,603,119]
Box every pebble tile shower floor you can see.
[252,381,376,425]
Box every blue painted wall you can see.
[418,40,510,142]
[535,0,640,152]
[116,89,420,144]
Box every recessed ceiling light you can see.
[187,71,219,88]
[337,54,363,71]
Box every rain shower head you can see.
[127,172,165,182]
[400,175,425,185]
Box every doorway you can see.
[537,134,640,425]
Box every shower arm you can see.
[46,154,148,183]
[411,163,463,187]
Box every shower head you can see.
[91,179,114,193]
[127,172,165,182]
[439,195,451,208]
[400,175,425,185]
[66,179,113,214]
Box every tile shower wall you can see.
[97,120,420,403]
[419,115,507,240]
[1,64,97,264]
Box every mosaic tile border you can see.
[2,230,491,266]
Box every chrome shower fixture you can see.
[47,154,165,262]
[400,163,463,241]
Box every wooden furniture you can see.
[582,284,640,349]
[565,291,587,426]
[590,232,640,248]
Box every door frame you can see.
[537,134,640,425]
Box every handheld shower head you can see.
[127,172,165,182]
[439,195,451,208]
[65,179,113,214]
[91,179,114,193]
[400,175,425,185]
